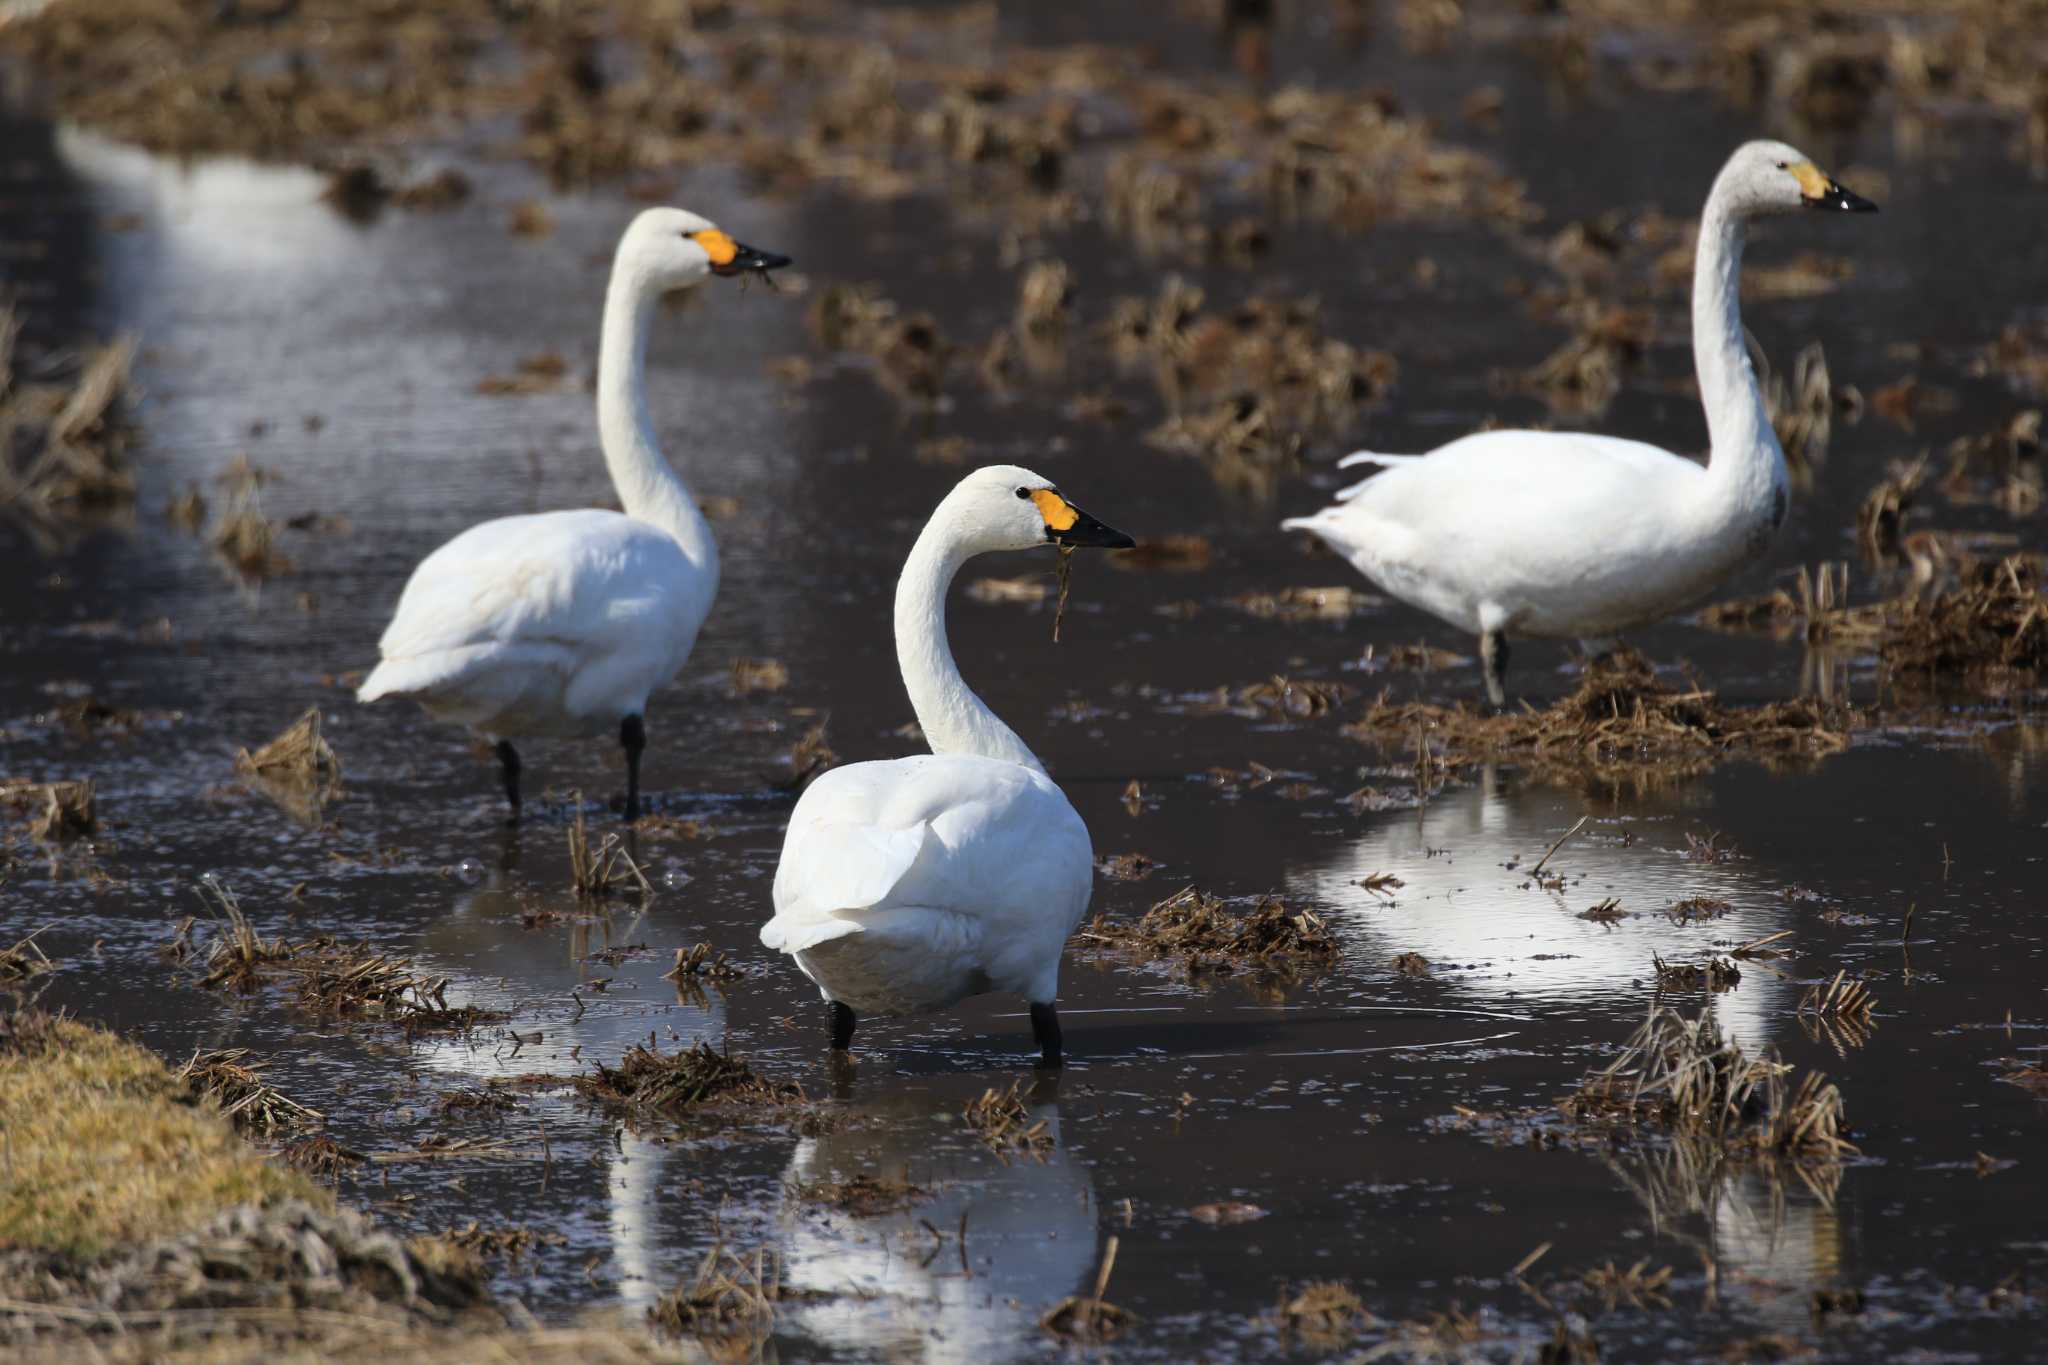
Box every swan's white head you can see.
[1714,140,1879,218]
[938,465,1136,555]
[615,206,792,292]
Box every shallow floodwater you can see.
[3,4,2046,1360]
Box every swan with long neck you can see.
[761,465,1134,1066]
[1282,141,1875,705]
[358,207,789,820]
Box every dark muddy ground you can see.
[2,1,2045,1360]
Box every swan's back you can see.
[359,508,712,735]
[764,753,1093,1011]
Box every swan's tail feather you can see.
[761,916,864,955]
[1336,449,1421,469]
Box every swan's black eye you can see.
[1015,486,1029,499]
[1775,160,1789,170]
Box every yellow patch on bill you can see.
[1787,161,1831,199]
[1030,488,1079,532]
[692,229,738,266]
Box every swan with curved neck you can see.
[1283,141,1875,705]
[761,466,1134,1066]
[358,207,790,820]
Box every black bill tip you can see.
[1806,182,1879,213]
[1050,505,1136,550]
[712,241,793,276]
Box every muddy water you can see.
[4,5,2046,1360]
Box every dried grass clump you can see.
[1079,885,1338,980]
[568,802,652,899]
[576,1039,803,1117]
[662,942,744,981]
[1576,1258,1675,1310]
[208,456,293,579]
[1041,1236,1134,1343]
[235,706,342,784]
[962,1078,1053,1157]
[0,303,136,529]
[1272,1280,1374,1350]
[434,1220,568,1263]
[0,1006,327,1258]
[807,283,953,404]
[1880,553,2048,681]
[728,656,789,696]
[1188,675,1352,720]
[649,1242,795,1341]
[1998,1060,2048,1098]
[788,1172,932,1217]
[1344,648,1855,781]
[777,718,839,791]
[0,929,58,984]
[195,878,505,1034]
[1563,1006,1855,1163]
[2,778,98,840]
[177,1047,324,1134]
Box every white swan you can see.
[1282,141,1876,705]
[760,466,1133,1065]
[357,208,789,820]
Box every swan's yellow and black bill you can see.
[693,229,794,277]
[1788,162,1878,213]
[1031,489,1135,548]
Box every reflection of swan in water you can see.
[405,870,727,1083]
[1285,767,1794,1050]
[1601,1141,1845,1334]
[773,1081,1098,1362]
[404,870,728,1305]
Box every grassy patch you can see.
[0,1008,326,1258]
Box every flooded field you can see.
[2,0,2044,1360]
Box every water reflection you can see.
[774,1078,1098,1362]
[1601,1143,1846,1334]
[1286,767,1796,1049]
[407,869,724,1084]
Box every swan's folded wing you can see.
[369,511,693,680]
[764,755,1092,954]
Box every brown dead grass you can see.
[962,1078,1053,1157]
[0,303,136,531]
[1078,884,1339,981]
[575,1040,803,1118]
[1344,648,1855,782]
[235,707,341,784]
[1563,1006,1856,1163]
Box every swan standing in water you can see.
[1282,142,1875,705]
[761,466,1133,1065]
[358,208,789,820]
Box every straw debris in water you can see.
[3,779,98,840]
[788,1172,933,1217]
[650,1242,806,1341]
[1041,1235,1134,1343]
[1343,648,1854,781]
[177,1047,324,1134]
[235,706,341,784]
[1079,884,1338,980]
[962,1078,1053,1157]
[576,1039,803,1117]
[1562,1006,1856,1163]
[568,801,652,899]
[1272,1280,1375,1350]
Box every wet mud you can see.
[1,1,2045,1360]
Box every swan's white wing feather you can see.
[763,754,1093,1010]
[1285,430,1713,637]
[358,509,709,731]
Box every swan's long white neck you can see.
[894,513,1044,773]
[596,252,719,593]
[1692,176,1788,527]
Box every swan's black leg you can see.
[620,714,645,822]
[494,740,523,823]
[829,1001,857,1052]
[1479,630,1510,710]
[1030,1001,1064,1068]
